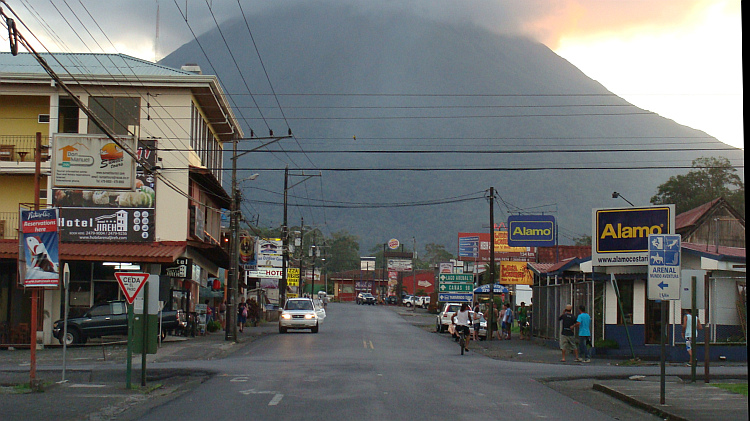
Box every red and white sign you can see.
[387,238,400,249]
[115,272,149,304]
[245,267,284,279]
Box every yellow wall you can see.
[0,95,49,136]
[0,175,48,213]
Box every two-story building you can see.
[1,52,240,346]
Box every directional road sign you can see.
[438,292,473,303]
[115,272,149,304]
[438,282,474,293]
[647,234,681,300]
[438,273,473,283]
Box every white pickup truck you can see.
[403,295,430,308]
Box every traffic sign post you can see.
[647,234,681,406]
[438,273,473,283]
[115,272,149,389]
[438,273,473,303]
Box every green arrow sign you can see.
[438,273,473,283]
[438,282,474,293]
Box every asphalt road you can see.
[136,303,659,421]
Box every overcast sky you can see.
[2,0,743,149]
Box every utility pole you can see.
[488,187,495,341]
[298,217,305,297]
[281,165,289,306]
[228,135,290,341]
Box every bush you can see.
[594,339,619,349]
[206,320,221,332]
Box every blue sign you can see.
[438,292,473,302]
[473,283,508,294]
[647,234,681,300]
[595,206,673,254]
[507,215,555,247]
[458,236,479,258]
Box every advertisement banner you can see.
[387,258,413,272]
[59,207,154,242]
[592,205,675,266]
[458,232,536,262]
[500,261,533,285]
[256,238,282,257]
[360,256,377,271]
[52,134,137,189]
[239,234,255,265]
[21,208,60,287]
[507,214,556,247]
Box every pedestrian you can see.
[502,303,513,340]
[517,302,529,340]
[472,302,481,341]
[575,305,591,362]
[682,308,702,365]
[493,302,502,340]
[237,301,248,333]
[558,304,578,362]
[218,301,226,329]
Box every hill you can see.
[160,2,742,253]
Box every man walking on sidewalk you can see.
[558,304,578,362]
[575,305,591,362]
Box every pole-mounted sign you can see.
[115,272,149,304]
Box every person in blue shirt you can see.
[575,305,592,362]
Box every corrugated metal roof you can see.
[0,239,186,263]
[0,52,192,77]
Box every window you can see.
[88,97,139,135]
[615,279,634,325]
[89,304,111,317]
[58,97,79,133]
[112,302,126,315]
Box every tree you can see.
[322,230,360,274]
[651,157,745,216]
[422,242,454,266]
[573,235,592,246]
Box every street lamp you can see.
[612,191,635,207]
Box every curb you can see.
[592,383,688,421]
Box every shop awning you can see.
[59,241,187,263]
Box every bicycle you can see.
[456,324,469,355]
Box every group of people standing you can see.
[487,301,531,341]
[558,304,592,362]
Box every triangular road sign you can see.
[115,272,149,304]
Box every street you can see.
[2,302,746,420]
[137,303,654,421]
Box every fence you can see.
[0,212,19,239]
[532,279,600,341]
[0,135,50,162]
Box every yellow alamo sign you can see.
[500,261,533,285]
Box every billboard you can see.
[458,232,536,262]
[59,208,154,242]
[52,134,137,189]
[507,215,556,247]
[21,208,60,287]
[387,258,413,272]
[592,205,675,266]
[500,261,533,285]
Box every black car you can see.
[385,295,398,305]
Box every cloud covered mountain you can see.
[160,2,741,253]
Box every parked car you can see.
[435,302,462,332]
[402,295,416,306]
[419,296,430,309]
[52,300,186,345]
[279,298,322,333]
[449,311,487,340]
[385,295,398,305]
[358,293,376,305]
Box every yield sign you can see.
[115,272,149,304]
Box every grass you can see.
[711,383,748,396]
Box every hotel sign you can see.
[59,207,154,242]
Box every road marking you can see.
[230,377,249,382]
[369,340,374,349]
[68,384,107,388]
[269,393,284,406]
[363,340,367,348]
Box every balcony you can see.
[0,135,50,163]
[0,212,19,240]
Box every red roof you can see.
[0,239,186,263]
[536,246,590,263]
[682,241,746,260]
[675,198,722,230]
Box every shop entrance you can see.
[644,298,665,344]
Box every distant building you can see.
[1,53,240,346]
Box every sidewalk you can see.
[390,304,748,421]
[0,321,276,381]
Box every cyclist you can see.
[451,302,473,353]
